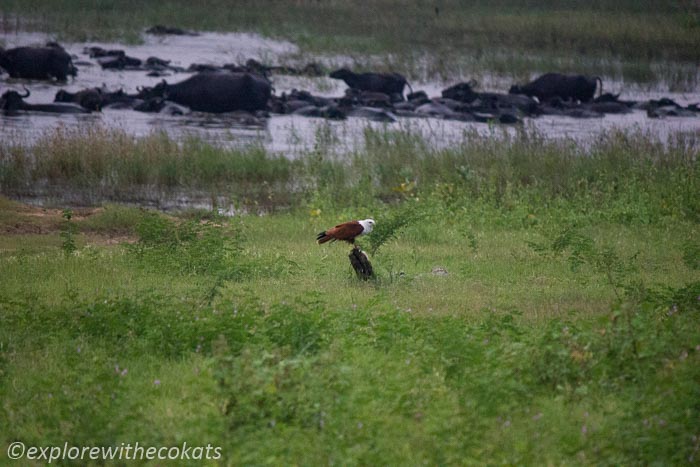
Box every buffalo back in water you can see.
[146,72,271,113]
[0,44,77,81]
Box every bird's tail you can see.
[316,231,332,244]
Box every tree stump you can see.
[349,246,374,280]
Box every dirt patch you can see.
[0,200,101,234]
[0,200,137,246]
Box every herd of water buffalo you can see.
[1,33,699,125]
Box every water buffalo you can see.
[0,43,77,81]
[284,89,333,107]
[469,92,539,116]
[329,68,412,101]
[405,90,430,106]
[340,88,393,108]
[1,89,91,115]
[54,87,147,110]
[133,98,190,115]
[643,98,699,118]
[536,97,604,119]
[415,101,462,119]
[187,63,222,73]
[292,105,346,120]
[54,88,103,111]
[585,101,632,115]
[346,107,398,123]
[84,46,125,58]
[509,73,602,103]
[441,81,479,103]
[138,72,271,113]
[97,54,142,70]
[146,25,199,36]
[101,89,145,109]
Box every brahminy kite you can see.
[316,219,375,245]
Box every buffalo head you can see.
[594,92,620,103]
[1,87,30,113]
[54,89,72,102]
[136,80,169,99]
[329,68,354,81]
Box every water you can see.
[1,30,699,155]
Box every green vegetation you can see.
[1,126,699,463]
[2,125,698,223]
[2,0,699,87]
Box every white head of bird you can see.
[359,219,375,234]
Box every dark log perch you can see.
[349,247,374,280]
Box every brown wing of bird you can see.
[316,221,364,244]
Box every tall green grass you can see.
[0,126,300,207]
[1,125,697,225]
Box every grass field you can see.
[1,0,699,87]
[1,126,699,464]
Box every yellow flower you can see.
[392,180,416,194]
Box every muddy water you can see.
[1,31,699,155]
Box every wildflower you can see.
[667,304,678,316]
[154,379,161,386]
